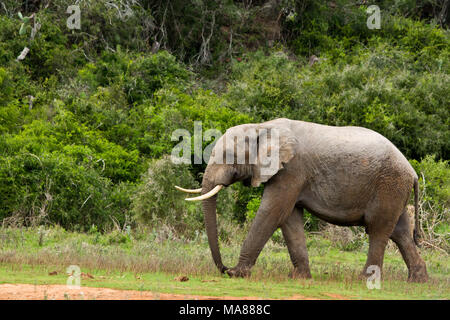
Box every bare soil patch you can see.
[0,283,322,300]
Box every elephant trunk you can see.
[202,179,228,273]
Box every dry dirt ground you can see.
[0,284,329,300]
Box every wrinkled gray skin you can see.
[201,118,428,283]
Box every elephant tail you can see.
[413,176,422,247]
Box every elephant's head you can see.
[175,119,299,273]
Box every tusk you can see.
[185,185,223,201]
[175,186,202,193]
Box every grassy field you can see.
[0,227,448,299]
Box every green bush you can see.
[0,0,447,250]
[131,156,241,238]
[103,229,132,245]
[410,155,449,249]
[0,152,131,230]
[77,50,191,103]
[1,109,143,183]
[245,197,261,221]
[322,225,367,252]
[138,86,252,159]
[0,67,13,104]
[131,156,202,235]
[410,155,449,210]
[124,51,191,103]
[226,48,449,159]
[244,194,284,245]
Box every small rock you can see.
[174,275,189,282]
[81,272,94,279]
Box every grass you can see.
[0,226,448,299]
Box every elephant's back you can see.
[278,118,416,180]
[292,121,407,164]
[294,122,392,159]
[294,121,416,193]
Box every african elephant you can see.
[176,118,429,283]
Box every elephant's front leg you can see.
[227,174,302,278]
[281,206,311,279]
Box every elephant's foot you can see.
[407,264,428,283]
[358,271,371,281]
[289,267,312,279]
[358,266,382,282]
[219,265,229,274]
[226,266,251,278]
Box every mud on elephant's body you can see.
[177,118,428,283]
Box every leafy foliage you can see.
[0,152,133,230]
[226,46,449,160]
[0,0,447,250]
[131,156,237,237]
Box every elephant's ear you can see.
[251,126,298,187]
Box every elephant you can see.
[176,118,429,283]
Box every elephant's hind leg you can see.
[390,210,428,283]
[362,206,402,279]
[361,176,416,280]
[281,206,311,279]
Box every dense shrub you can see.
[0,67,13,104]
[411,156,449,210]
[0,1,447,252]
[0,152,132,230]
[131,156,238,238]
[1,112,142,183]
[77,50,192,103]
[410,156,449,249]
[142,87,252,159]
[284,0,449,57]
[131,156,200,227]
[322,225,367,252]
[226,48,449,160]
